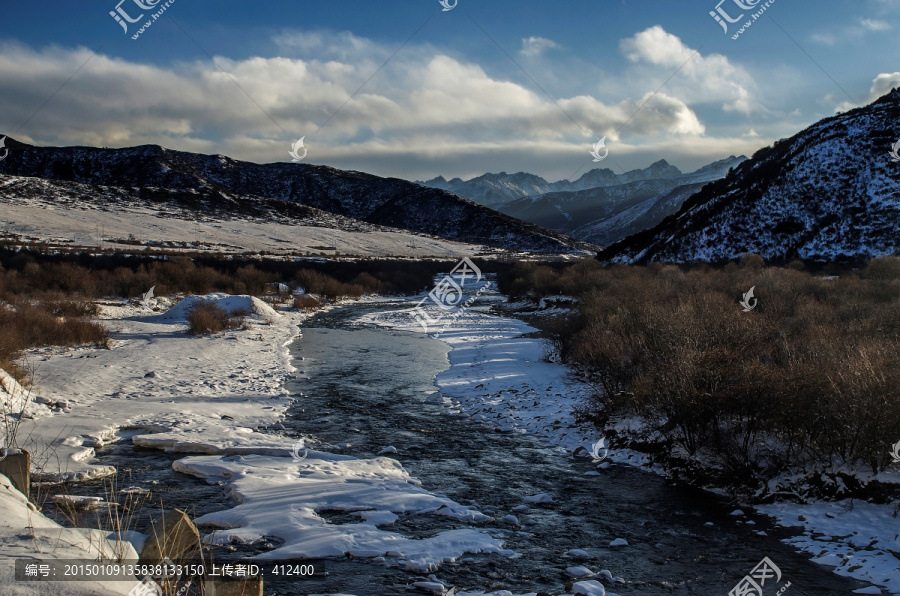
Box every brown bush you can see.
[43,300,101,318]
[186,300,245,336]
[861,255,900,281]
[0,302,109,381]
[293,295,325,310]
[507,258,900,477]
[294,269,366,301]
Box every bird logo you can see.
[289,137,308,162]
[140,286,155,310]
[889,139,900,163]
[129,576,162,596]
[739,286,758,312]
[590,137,608,162]
[439,0,457,11]
[0,136,8,161]
[890,440,900,464]
[291,439,308,463]
[589,437,608,463]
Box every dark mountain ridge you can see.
[0,139,592,254]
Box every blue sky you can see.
[0,0,897,181]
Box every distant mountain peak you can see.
[420,159,698,208]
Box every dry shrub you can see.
[186,300,245,336]
[352,271,382,293]
[293,295,325,310]
[862,255,900,281]
[0,302,109,381]
[511,257,900,477]
[295,269,365,301]
[42,300,101,318]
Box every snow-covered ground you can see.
[358,298,900,596]
[0,293,314,594]
[758,500,900,595]
[0,193,485,258]
[7,294,304,482]
[0,473,142,596]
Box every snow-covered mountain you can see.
[493,156,744,242]
[420,157,746,246]
[0,139,593,255]
[420,160,684,208]
[600,90,900,264]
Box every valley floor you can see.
[0,292,897,595]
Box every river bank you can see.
[0,288,896,595]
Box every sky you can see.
[0,0,898,182]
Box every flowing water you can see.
[51,297,868,595]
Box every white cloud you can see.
[519,36,559,58]
[832,71,900,111]
[811,13,894,45]
[810,33,836,46]
[0,33,712,177]
[861,18,892,30]
[869,72,900,96]
[620,26,758,114]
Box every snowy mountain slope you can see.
[423,172,557,207]
[570,181,707,246]
[0,139,592,254]
[600,90,900,263]
[0,174,490,257]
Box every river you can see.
[46,295,867,595]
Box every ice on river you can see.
[174,453,504,570]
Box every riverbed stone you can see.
[139,509,200,564]
[0,450,30,498]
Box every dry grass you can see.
[0,254,435,302]
[500,256,900,477]
[186,301,245,336]
[0,301,109,381]
[293,294,326,310]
